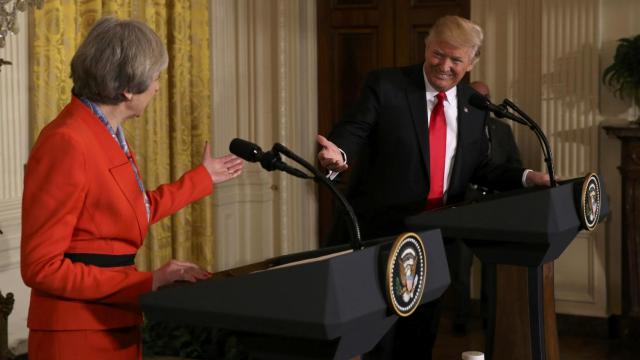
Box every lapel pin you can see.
[463,106,469,113]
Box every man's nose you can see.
[440,58,453,72]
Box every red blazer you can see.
[21,96,213,330]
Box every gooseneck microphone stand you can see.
[272,143,363,251]
[501,99,557,187]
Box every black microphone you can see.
[259,150,287,172]
[229,138,311,179]
[263,147,312,179]
[228,138,362,250]
[229,138,263,162]
[471,96,558,188]
[469,93,528,126]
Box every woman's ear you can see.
[123,91,133,101]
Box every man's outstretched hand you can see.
[317,135,348,172]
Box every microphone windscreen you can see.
[229,138,263,162]
[469,93,490,111]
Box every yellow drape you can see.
[30,0,215,271]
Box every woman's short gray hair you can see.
[426,16,484,61]
[71,16,168,104]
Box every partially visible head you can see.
[425,16,483,61]
[71,16,168,105]
[470,81,491,99]
[423,16,483,92]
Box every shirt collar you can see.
[422,65,458,106]
[80,97,131,155]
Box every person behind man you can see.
[21,17,244,360]
[448,80,523,335]
[316,15,550,359]
[469,81,522,169]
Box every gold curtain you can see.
[30,0,215,271]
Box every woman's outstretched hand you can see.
[202,141,244,184]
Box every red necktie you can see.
[426,92,447,210]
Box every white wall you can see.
[0,10,30,353]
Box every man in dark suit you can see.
[316,15,550,360]
[449,81,523,336]
[469,80,522,168]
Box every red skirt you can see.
[28,326,142,360]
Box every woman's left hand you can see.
[202,141,244,184]
[152,260,212,290]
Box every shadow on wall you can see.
[531,40,635,122]
[536,43,599,118]
[553,124,600,145]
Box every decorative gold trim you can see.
[385,232,428,317]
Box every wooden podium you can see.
[405,176,608,360]
[141,230,450,360]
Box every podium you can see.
[405,176,608,360]
[140,230,450,360]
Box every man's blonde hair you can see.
[71,16,168,104]
[425,15,483,61]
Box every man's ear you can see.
[466,57,478,72]
[123,91,133,101]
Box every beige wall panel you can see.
[555,231,607,317]
[210,0,318,271]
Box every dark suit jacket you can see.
[487,117,522,167]
[328,64,525,242]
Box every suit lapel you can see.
[125,148,150,230]
[449,83,471,193]
[73,98,148,242]
[406,65,430,178]
[109,162,147,242]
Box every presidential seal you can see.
[386,232,427,317]
[580,173,601,231]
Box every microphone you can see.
[263,146,312,179]
[470,95,557,188]
[229,138,311,179]
[227,138,363,250]
[229,138,264,162]
[468,93,528,126]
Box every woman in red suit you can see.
[20,17,244,360]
